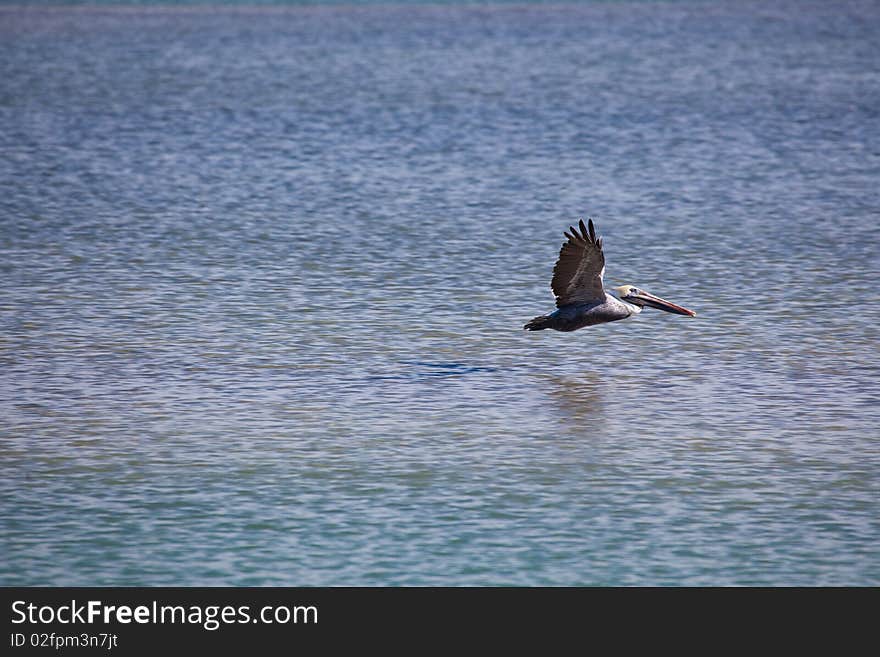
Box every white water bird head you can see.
[613,285,696,317]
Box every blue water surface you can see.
[1,0,879,585]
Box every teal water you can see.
[2,1,879,585]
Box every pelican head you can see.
[613,285,696,317]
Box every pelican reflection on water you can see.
[525,219,696,332]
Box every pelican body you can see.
[524,219,695,332]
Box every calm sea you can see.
[2,0,879,585]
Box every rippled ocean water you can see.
[1,1,879,586]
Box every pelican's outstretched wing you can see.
[550,218,606,307]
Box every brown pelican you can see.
[524,219,696,331]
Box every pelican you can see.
[524,219,696,332]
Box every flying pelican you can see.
[524,219,696,332]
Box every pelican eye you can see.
[629,288,640,296]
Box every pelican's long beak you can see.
[624,289,696,317]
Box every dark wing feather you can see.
[550,218,606,307]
